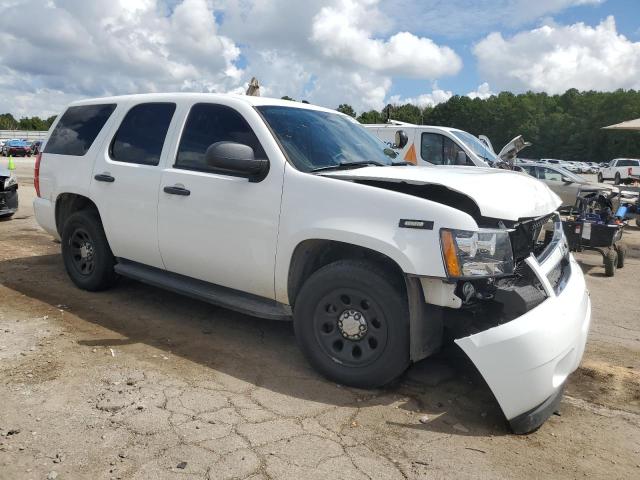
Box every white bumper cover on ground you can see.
[455,251,591,422]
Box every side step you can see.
[114,259,292,321]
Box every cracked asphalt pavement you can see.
[1,160,639,479]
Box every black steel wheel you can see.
[68,227,96,276]
[597,172,604,183]
[614,172,621,185]
[61,210,118,291]
[293,260,409,388]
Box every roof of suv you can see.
[67,93,339,114]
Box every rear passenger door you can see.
[157,102,283,300]
[90,102,177,269]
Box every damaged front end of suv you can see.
[323,166,591,434]
[0,167,19,218]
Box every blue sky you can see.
[0,0,639,116]
[386,0,640,100]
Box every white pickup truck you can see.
[33,93,590,433]
[598,158,640,184]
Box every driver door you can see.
[157,102,284,300]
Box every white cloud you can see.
[467,82,494,99]
[0,0,463,117]
[0,0,243,116]
[473,16,640,93]
[311,0,462,78]
[389,85,454,108]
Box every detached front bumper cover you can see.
[455,244,591,434]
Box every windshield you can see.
[451,130,498,164]
[257,106,394,172]
[555,167,586,182]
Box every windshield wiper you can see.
[310,160,387,173]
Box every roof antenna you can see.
[246,77,260,97]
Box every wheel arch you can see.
[55,192,102,235]
[286,239,442,362]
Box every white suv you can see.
[34,93,590,433]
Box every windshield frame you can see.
[451,130,498,165]
[255,105,395,173]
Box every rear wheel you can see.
[61,210,118,291]
[293,260,410,388]
[603,248,617,277]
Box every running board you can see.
[114,259,292,321]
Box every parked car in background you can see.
[364,122,529,168]
[517,162,616,208]
[598,158,640,184]
[31,140,43,154]
[0,163,18,218]
[2,139,32,157]
[33,93,590,433]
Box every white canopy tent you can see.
[602,118,640,131]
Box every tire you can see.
[614,242,627,269]
[61,210,118,291]
[636,216,640,228]
[614,173,621,185]
[603,248,617,277]
[597,173,604,183]
[293,260,410,388]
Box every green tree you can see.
[336,104,356,118]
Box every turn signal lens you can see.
[441,229,462,277]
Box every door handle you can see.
[94,173,115,183]
[163,185,191,196]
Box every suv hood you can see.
[321,166,561,221]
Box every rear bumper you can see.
[0,189,18,216]
[455,251,590,432]
[33,196,59,239]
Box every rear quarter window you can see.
[44,104,116,156]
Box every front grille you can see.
[547,255,571,295]
[510,214,555,262]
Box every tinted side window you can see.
[539,167,563,181]
[176,103,266,172]
[421,133,468,165]
[110,103,176,166]
[617,159,639,167]
[421,133,444,165]
[44,104,116,156]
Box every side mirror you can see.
[561,176,573,184]
[394,130,408,149]
[204,142,268,182]
[455,150,468,165]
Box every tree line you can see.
[2,88,639,162]
[335,89,640,163]
[0,113,57,131]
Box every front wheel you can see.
[597,172,604,183]
[614,173,621,185]
[293,260,410,388]
[61,210,118,291]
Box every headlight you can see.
[4,174,17,189]
[440,228,514,278]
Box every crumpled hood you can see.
[320,165,562,221]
